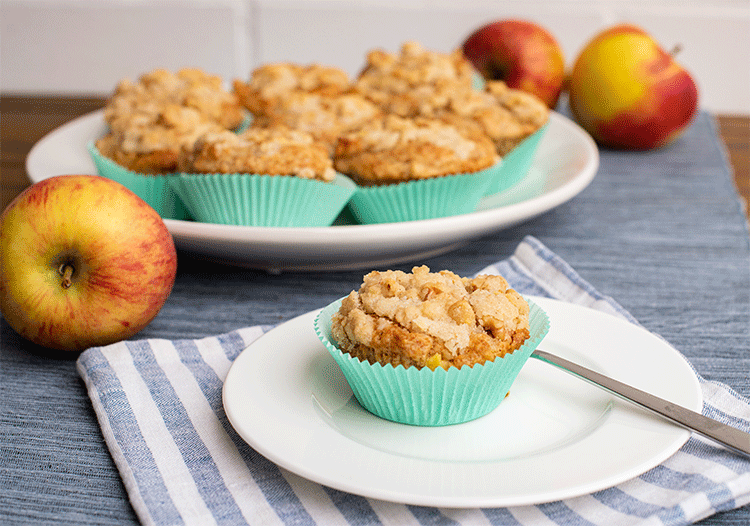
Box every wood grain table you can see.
[2,95,748,216]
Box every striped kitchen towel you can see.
[77,236,750,526]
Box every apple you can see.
[462,19,566,108]
[568,24,699,149]
[0,175,177,351]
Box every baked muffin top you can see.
[104,68,244,132]
[370,79,549,156]
[254,92,383,148]
[333,114,498,184]
[180,125,336,181]
[353,41,475,108]
[233,63,350,117]
[96,104,225,174]
[331,265,530,370]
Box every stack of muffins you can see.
[92,41,549,226]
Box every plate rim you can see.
[222,295,702,508]
[25,110,599,270]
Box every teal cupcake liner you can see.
[485,123,548,196]
[346,162,501,224]
[170,172,356,227]
[87,142,191,220]
[314,297,550,426]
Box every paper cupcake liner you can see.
[484,124,548,196]
[314,297,550,426]
[87,142,191,220]
[170,172,356,227]
[346,162,500,224]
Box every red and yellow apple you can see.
[568,24,699,149]
[462,19,566,108]
[0,175,177,351]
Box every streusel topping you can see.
[333,115,498,184]
[233,63,350,117]
[255,92,382,148]
[104,68,244,132]
[180,126,336,181]
[331,266,530,370]
[354,42,475,108]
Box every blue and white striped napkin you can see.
[77,236,750,526]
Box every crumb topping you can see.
[180,126,336,181]
[331,266,530,369]
[233,63,350,117]
[333,115,498,184]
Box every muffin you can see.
[353,41,475,110]
[253,92,382,150]
[170,126,355,227]
[333,114,500,223]
[179,125,336,180]
[480,80,549,156]
[95,103,225,175]
[233,62,351,118]
[104,68,245,134]
[315,266,550,425]
[334,114,498,185]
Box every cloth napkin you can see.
[76,236,750,526]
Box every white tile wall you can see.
[1,0,748,114]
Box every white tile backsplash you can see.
[1,0,748,114]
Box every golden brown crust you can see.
[233,63,350,117]
[353,41,475,109]
[333,115,498,185]
[96,104,225,174]
[105,68,244,132]
[180,126,336,181]
[330,266,530,369]
[98,68,245,174]
[254,92,383,149]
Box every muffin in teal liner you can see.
[313,268,550,426]
[334,115,502,224]
[346,161,501,224]
[87,142,191,220]
[169,172,356,227]
[484,123,548,196]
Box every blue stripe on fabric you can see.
[128,339,249,526]
[702,403,750,431]
[406,506,460,525]
[640,464,719,493]
[170,338,316,526]
[217,330,251,361]
[591,486,664,518]
[322,486,382,525]
[653,502,688,526]
[706,483,736,512]
[80,347,184,526]
[481,507,523,525]
[538,501,598,526]
[678,434,750,473]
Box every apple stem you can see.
[670,44,682,57]
[59,263,74,289]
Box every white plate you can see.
[26,111,598,272]
[223,296,702,508]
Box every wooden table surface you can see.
[1,95,748,218]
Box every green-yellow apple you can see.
[462,19,566,108]
[568,24,699,149]
[0,175,177,351]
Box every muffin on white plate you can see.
[315,266,550,426]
